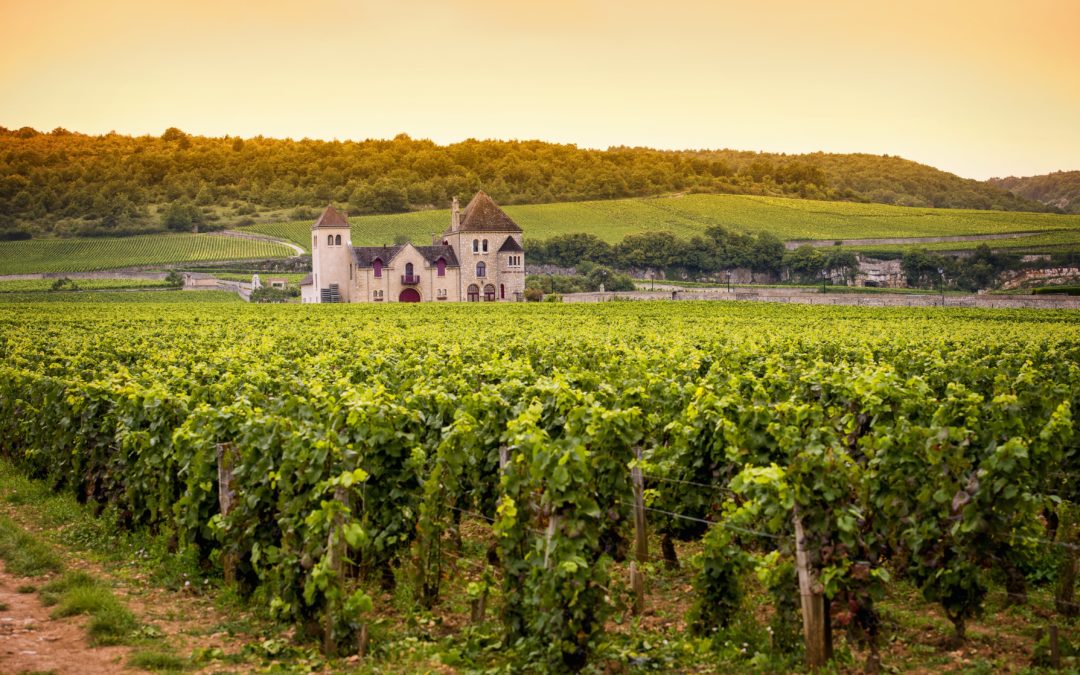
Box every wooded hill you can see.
[988,171,1080,214]
[0,125,1049,239]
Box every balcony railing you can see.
[401,274,421,285]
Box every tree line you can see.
[0,125,1047,239]
[527,228,859,282]
[528,230,1044,291]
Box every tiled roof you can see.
[313,205,349,228]
[351,244,460,268]
[497,236,523,253]
[353,245,403,267]
[299,273,313,286]
[416,245,459,267]
[455,191,522,233]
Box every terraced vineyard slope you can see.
[246,193,1080,251]
[0,233,295,275]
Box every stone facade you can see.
[301,192,525,303]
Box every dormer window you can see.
[373,258,383,278]
[436,258,446,277]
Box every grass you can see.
[48,578,139,645]
[127,650,190,672]
[0,232,295,275]
[0,514,63,576]
[0,290,243,303]
[244,193,1080,251]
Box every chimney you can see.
[451,197,460,232]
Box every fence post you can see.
[215,442,239,585]
[793,506,831,669]
[631,446,647,614]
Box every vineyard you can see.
[245,193,1080,251]
[0,301,1077,671]
[0,233,296,275]
[0,278,171,293]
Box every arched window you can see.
[436,258,446,277]
[335,234,341,246]
[467,284,479,302]
[483,284,496,301]
[500,283,505,299]
[405,262,414,276]
[482,239,488,252]
[476,261,486,277]
[472,239,479,253]
[373,258,383,278]
[328,234,334,246]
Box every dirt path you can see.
[221,229,305,256]
[0,566,130,674]
[0,507,261,674]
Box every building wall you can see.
[444,231,523,302]
[351,244,462,302]
[311,226,353,302]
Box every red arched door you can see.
[398,288,421,303]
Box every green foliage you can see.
[49,277,79,291]
[0,128,1052,238]
[161,200,206,233]
[989,170,1080,214]
[0,300,1077,668]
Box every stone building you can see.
[300,191,525,303]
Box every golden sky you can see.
[2,0,1078,179]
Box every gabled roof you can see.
[351,244,460,269]
[313,205,349,229]
[416,245,459,267]
[497,236,523,253]
[454,191,522,233]
[353,245,403,267]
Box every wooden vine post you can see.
[215,442,239,585]
[324,485,350,657]
[630,446,648,615]
[468,445,511,624]
[793,505,832,669]
[1048,625,1061,670]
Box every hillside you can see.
[247,193,1080,251]
[0,126,1046,241]
[988,171,1080,213]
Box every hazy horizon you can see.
[3,0,1078,181]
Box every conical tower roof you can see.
[455,191,522,233]
[312,204,349,229]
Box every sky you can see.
[1,0,1078,180]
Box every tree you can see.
[784,245,826,282]
[162,200,204,233]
